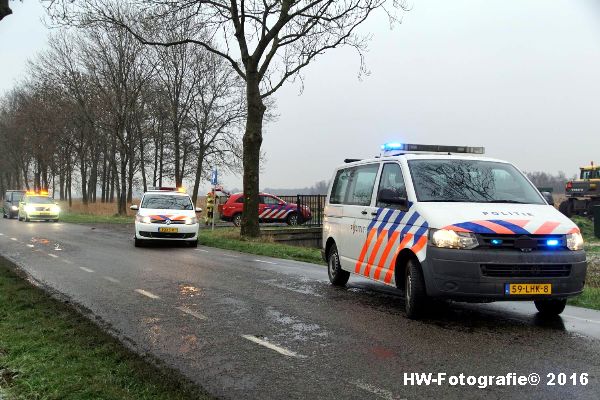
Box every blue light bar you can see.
[381,142,485,156]
[490,239,503,246]
[546,239,560,247]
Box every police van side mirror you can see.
[378,191,408,209]
[195,207,203,213]
[541,192,554,206]
[130,205,139,211]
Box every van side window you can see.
[330,168,351,204]
[346,164,380,206]
[377,163,407,208]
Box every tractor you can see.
[559,162,600,217]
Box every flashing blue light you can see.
[490,239,503,246]
[546,239,560,247]
[381,142,405,151]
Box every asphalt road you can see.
[1,218,600,400]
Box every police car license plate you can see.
[158,227,178,233]
[505,283,552,295]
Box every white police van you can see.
[322,143,586,319]
[130,187,202,247]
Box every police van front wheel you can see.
[405,258,428,319]
[328,244,349,286]
[534,298,567,316]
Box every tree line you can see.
[0,19,246,215]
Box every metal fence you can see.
[277,194,326,227]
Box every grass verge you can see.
[568,287,600,311]
[0,260,209,400]
[198,228,324,265]
[60,212,133,224]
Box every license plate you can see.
[505,283,552,295]
[158,227,178,233]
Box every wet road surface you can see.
[1,218,599,399]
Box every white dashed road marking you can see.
[196,249,209,252]
[10,237,17,241]
[48,253,58,258]
[350,380,403,400]
[254,259,277,265]
[176,306,207,320]
[103,276,120,284]
[563,314,600,325]
[26,244,34,248]
[63,259,73,265]
[135,289,160,299]
[79,267,94,273]
[241,335,300,357]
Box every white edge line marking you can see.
[176,306,207,320]
[0,233,4,235]
[196,249,209,252]
[562,314,600,325]
[63,259,73,264]
[135,289,160,299]
[48,253,58,258]
[241,335,300,357]
[79,267,94,273]
[253,259,277,265]
[103,276,120,284]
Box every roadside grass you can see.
[60,211,134,224]
[198,228,324,265]
[568,287,600,311]
[0,261,210,400]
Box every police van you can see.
[322,143,586,319]
[130,187,202,247]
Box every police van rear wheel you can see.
[232,213,242,227]
[405,258,427,319]
[534,299,566,316]
[328,244,349,286]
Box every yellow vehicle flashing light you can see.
[177,187,186,193]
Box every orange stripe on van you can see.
[355,228,377,273]
[534,221,560,235]
[442,225,470,232]
[473,220,514,234]
[364,230,387,277]
[384,233,414,284]
[411,235,427,254]
[374,231,400,281]
[568,227,580,234]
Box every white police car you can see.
[131,187,201,247]
[322,143,586,319]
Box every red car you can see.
[219,193,311,226]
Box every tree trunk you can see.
[192,144,205,205]
[240,77,265,238]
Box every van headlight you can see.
[136,215,151,224]
[24,205,35,213]
[566,232,584,251]
[430,229,479,250]
[51,205,61,213]
[11,205,18,211]
[184,216,197,225]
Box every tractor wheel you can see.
[558,200,573,217]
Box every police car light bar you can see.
[381,142,485,156]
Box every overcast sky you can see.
[2,0,600,192]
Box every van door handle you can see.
[361,210,368,215]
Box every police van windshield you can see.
[141,195,193,210]
[28,196,54,204]
[408,159,545,204]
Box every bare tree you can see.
[45,0,407,237]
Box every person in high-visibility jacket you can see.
[205,191,215,225]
